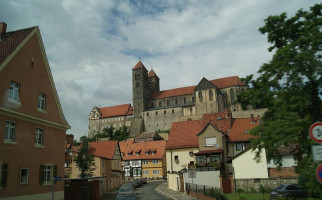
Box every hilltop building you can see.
[0,22,70,200]
[89,61,248,137]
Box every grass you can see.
[225,192,270,200]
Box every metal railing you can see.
[186,182,223,198]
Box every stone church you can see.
[88,61,248,138]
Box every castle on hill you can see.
[88,61,248,138]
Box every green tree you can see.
[238,3,322,196]
[73,136,96,178]
[114,126,129,141]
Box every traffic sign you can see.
[312,145,322,161]
[309,122,322,143]
[188,170,196,178]
[54,176,62,182]
[316,164,322,184]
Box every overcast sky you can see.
[1,0,318,140]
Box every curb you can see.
[155,184,177,200]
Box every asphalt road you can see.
[101,180,171,200]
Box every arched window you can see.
[155,111,158,115]
[147,112,149,116]
[151,102,154,108]
[192,96,195,103]
[209,90,213,101]
[175,99,178,105]
[164,110,166,114]
[159,101,162,107]
[230,88,235,105]
[198,91,203,102]
[172,109,174,113]
[167,100,170,106]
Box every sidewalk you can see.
[156,182,198,200]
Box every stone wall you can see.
[232,108,267,118]
[235,178,298,192]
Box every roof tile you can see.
[99,104,132,118]
[88,140,118,159]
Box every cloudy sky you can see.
[1,0,318,140]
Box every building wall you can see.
[267,155,296,168]
[166,148,199,172]
[227,142,250,158]
[167,173,180,191]
[183,170,221,188]
[198,126,225,152]
[232,148,268,179]
[0,32,67,199]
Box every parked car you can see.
[140,177,147,184]
[133,179,142,188]
[117,194,137,200]
[269,184,307,199]
[118,185,135,196]
[123,182,135,189]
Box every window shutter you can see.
[53,165,57,177]
[39,165,45,185]
[1,163,8,187]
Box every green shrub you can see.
[250,187,256,193]
[259,184,266,200]
[240,194,247,200]
[212,190,227,200]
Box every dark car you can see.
[123,182,135,189]
[117,194,137,200]
[133,179,142,188]
[269,184,307,199]
[140,177,147,184]
[118,185,135,196]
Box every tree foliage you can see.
[238,3,322,195]
[73,137,96,178]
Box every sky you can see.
[0,0,319,141]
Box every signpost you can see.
[52,176,62,200]
[309,122,322,185]
[188,169,196,184]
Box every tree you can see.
[73,136,96,178]
[238,3,321,196]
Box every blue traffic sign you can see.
[316,164,322,184]
[54,176,62,182]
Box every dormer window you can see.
[135,150,141,156]
[151,149,156,155]
[145,150,150,155]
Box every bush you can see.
[250,187,256,193]
[240,194,247,200]
[259,184,266,200]
[212,190,227,200]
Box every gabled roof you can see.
[228,118,259,142]
[148,69,159,79]
[132,60,147,70]
[135,131,163,141]
[119,139,167,160]
[150,76,246,100]
[98,104,133,118]
[166,120,203,149]
[0,26,36,65]
[199,112,232,135]
[0,25,70,130]
[89,140,118,159]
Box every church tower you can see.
[132,61,149,118]
[148,69,160,92]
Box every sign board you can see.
[312,145,322,162]
[309,122,322,143]
[316,164,322,184]
[188,170,196,178]
[54,176,62,182]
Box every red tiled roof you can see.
[200,112,232,135]
[166,120,203,149]
[228,118,259,142]
[119,139,166,160]
[148,69,159,79]
[194,149,223,155]
[0,26,36,65]
[89,140,118,159]
[98,104,133,118]
[132,61,146,70]
[150,76,246,100]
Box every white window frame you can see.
[38,93,46,110]
[152,160,159,165]
[9,81,20,102]
[35,128,43,145]
[5,121,16,142]
[196,155,206,163]
[20,168,29,184]
[143,170,149,175]
[210,155,220,163]
[143,160,148,165]
[152,170,159,175]
[236,142,243,151]
[205,137,217,147]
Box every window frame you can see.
[152,170,159,175]
[236,142,243,151]
[39,164,57,185]
[209,90,213,101]
[37,93,46,111]
[0,162,8,187]
[35,128,43,146]
[205,137,217,147]
[152,160,159,165]
[5,121,16,142]
[9,81,20,102]
[20,168,29,185]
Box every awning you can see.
[194,149,223,156]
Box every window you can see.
[135,73,140,80]
[175,99,178,105]
[167,100,170,106]
[128,152,132,157]
[151,151,156,155]
[9,81,20,102]
[196,156,206,163]
[145,151,149,155]
[159,101,161,107]
[136,151,141,156]
[152,160,159,164]
[64,162,70,167]
[172,109,174,114]
[174,156,179,162]
[0,163,8,187]
[192,96,195,102]
[143,160,148,165]
[184,98,186,104]
[210,155,220,163]
[198,91,203,102]
[164,110,166,114]
[20,168,29,184]
[39,164,57,184]
[236,142,243,151]
[230,88,235,104]
[153,170,159,175]
[147,112,149,116]
[155,111,158,115]
[38,93,46,110]
[35,128,43,145]
[205,137,217,147]
[143,170,149,175]
[209,90,213,101]
[151,102,154,108]
[5,121,16,142]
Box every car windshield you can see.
[119,186,133,193]
[273,185,286,190]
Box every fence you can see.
[186,182,223,200]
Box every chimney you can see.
[0,22,7,39]
[250,114,254,122]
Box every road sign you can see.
[309,122,322,143]
[312,145,322,162]
[54,176,62,182]
[316,164,322,184]
[188,170,196,178]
